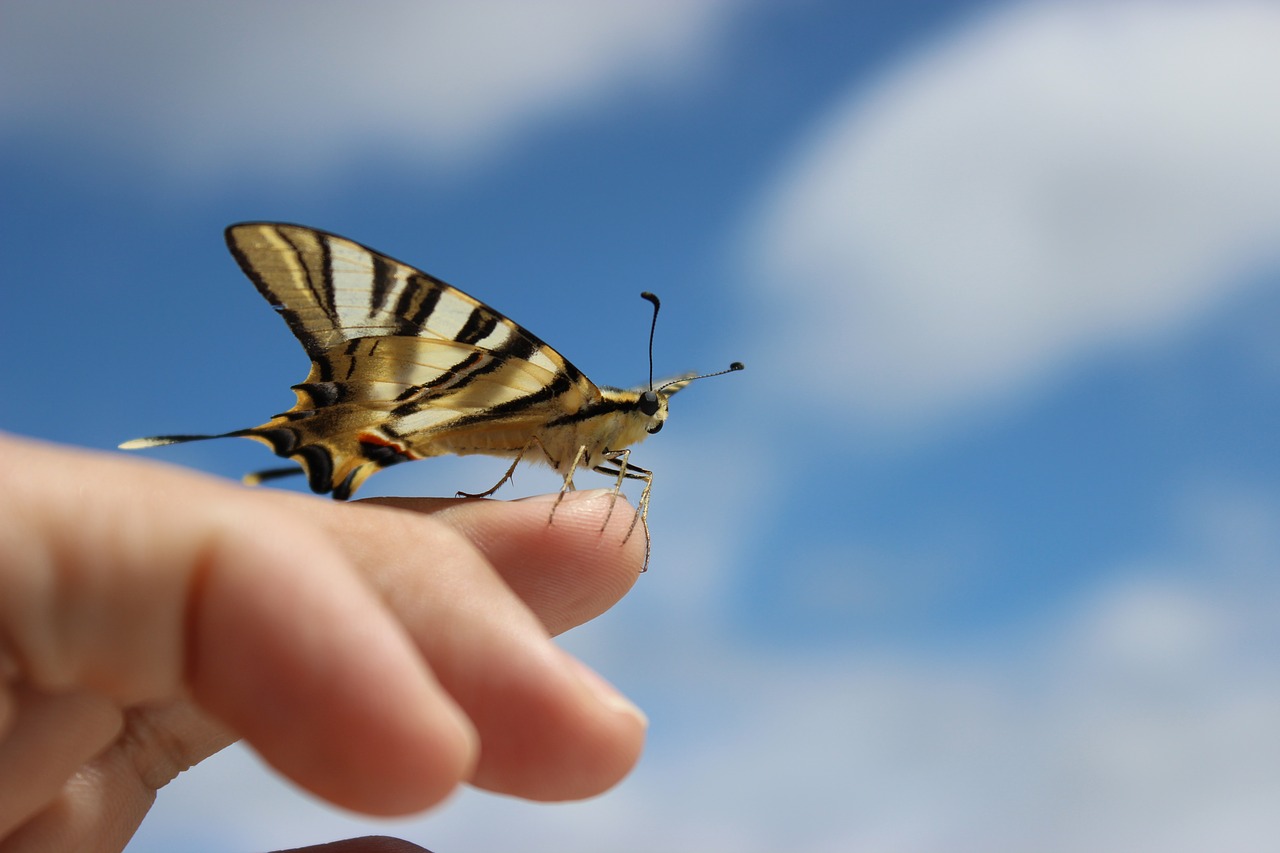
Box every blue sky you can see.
[5,1,1280,851]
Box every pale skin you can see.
[0,432,648,853]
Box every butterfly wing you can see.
[222,222,602,497]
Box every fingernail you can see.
[559,650,648,728]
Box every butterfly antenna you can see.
[640,291,660,391]
[639,291,744,391]
[657,361,745,392]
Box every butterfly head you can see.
[638,389,664,433]
[633,374,699,433]
[632,291,743,437]
[632,362,744,435]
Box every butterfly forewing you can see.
[229,224,550,361]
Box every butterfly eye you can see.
[638,390,660,417]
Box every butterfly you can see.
[121,222,742,539]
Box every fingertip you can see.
[467,646,647,801]
[546,650,648,797]
[423,493,645,635]
[559,650,649,732]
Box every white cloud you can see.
[747,0,1280,430]
[0,0,738,178]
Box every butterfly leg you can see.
[592,452,653,570]
[592,448,629,531]
[548,448,652,569]
[456,441,535,498]
[548,444,589,524]
[593,453,652,535]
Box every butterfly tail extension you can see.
[120,427,315,483]
[121,423,382,500]
[118,433,228,449]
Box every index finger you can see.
[354,491,644,635]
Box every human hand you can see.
[0,432,647,852]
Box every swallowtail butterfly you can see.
[121,223,742,538]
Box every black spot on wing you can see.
[297,444,335,494]
[482,332,535,367]
[332,466,360,501]
[368,253,396,318]
[312,352,335,382]
[292,381,346,408]
[448,371,577,429]
[391,352,486,412]
[342,338,361,381]
[396,273,442,336]
[225,225,331,360]
[455,307,498,346]
[313,230,338,325]
[359,438,413,467]
[251,427,300,456]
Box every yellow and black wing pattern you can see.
[125,223,600,498]
[122,222,740,503]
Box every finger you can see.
[0,436,477,815]
[0,744,155,853]
[271,838,435,853]
[314,495,648,800]
[190,513,479,813]
[0,700,237,853]
[0,688,120,839]
[357,490,644,635]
